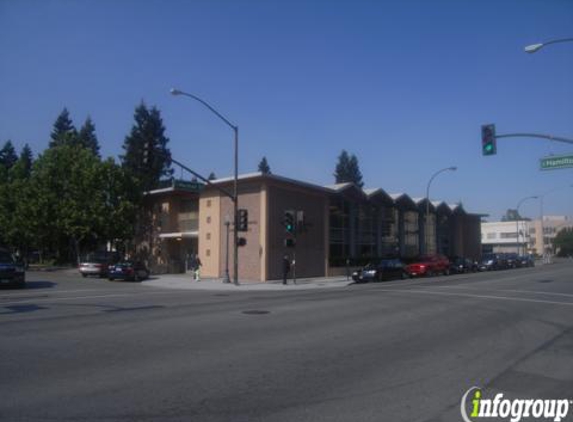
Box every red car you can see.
[405,255,450,277]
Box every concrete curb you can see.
[141,275,354,291]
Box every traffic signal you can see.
[238,209,248,232]
[481,124,497,156]
[284,238,296,248]
[284,210,296,234]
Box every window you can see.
[529,228,536,234]
[500,232,517,239]
[206,216,211,224]
[487,233,496,239]
[207,199,211,208]
[206,249,211,257]
[206,232,211,240]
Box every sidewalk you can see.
[142,273,354,291]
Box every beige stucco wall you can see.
[199,191,222,278]
[210,181,264,281]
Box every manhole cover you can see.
[242,310,270,315]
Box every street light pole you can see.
[515,196,538,256]
[170,88,240,285]
[539,185,573,264]
[425,166,457,254]
[525,37,573,53]
[223,216,230,284]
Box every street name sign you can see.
[540,154,573,171]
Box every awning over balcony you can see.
[159,231,199,239]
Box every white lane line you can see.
[436,285,573,298]
[377,288,573,307]
[0,290,191,306]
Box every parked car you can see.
[0,249,26,288]
[405,255,450,277]
[504,253,520,268]
[449,257,477,274]
[478,253,508,271]
[352,259,408,283]
[517,255,535,267]
[79,251,119,278]
[108,261,149,281]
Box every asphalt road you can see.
[1,261,573,422]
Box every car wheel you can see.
[81,273,87,278]
[401,271,407,280]
[134,273,140,282]
[444,268,450,276]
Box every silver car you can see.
[79,252,119,278]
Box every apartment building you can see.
[139,173,483,281]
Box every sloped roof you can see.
[205,172,474,214]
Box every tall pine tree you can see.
[49,108,77,148]
[347,154,364,188]
[258,156,271,175]
[334,150,364,187]
[9,144,34,180]
[121,102,173,192]
[0,140,18,170]
[77,116,101,157]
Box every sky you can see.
[1,0,572,221]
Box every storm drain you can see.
[242,310,270,315]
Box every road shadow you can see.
[24,281,57,289]
[0,304,49,315]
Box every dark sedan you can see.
[518,255,535,267]
[0,249,26,288]
[449,257,477,274]
[352,259,408,283]
[478,253,508,271]
[108,261,149,282]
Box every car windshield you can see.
[0,251,14,264]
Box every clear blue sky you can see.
[1,0,572,221]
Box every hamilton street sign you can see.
[540,154,573,171]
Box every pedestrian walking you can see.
[282,255,291,285]
[190,254,202,281]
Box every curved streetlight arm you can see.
[170,88,238,131]
[424,166,457,253]
[425,166,458,203]
[525,38,573,53]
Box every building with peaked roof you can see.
[140,173,483,281]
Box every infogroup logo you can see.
[460,387,572,422]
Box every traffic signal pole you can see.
[495,133,573,145]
